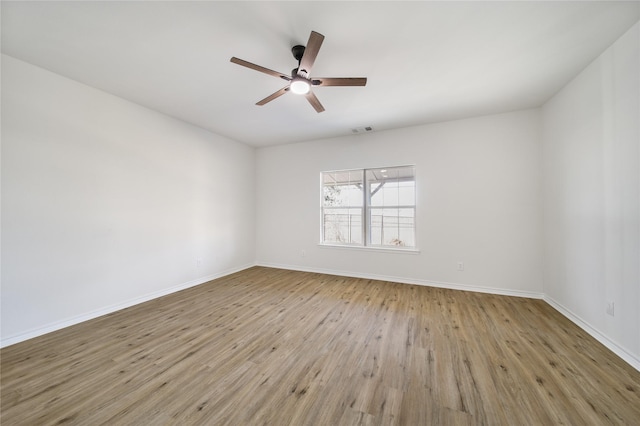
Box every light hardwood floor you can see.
[2,267,639,425]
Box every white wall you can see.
[1,55,255,346]
[256,109,543,296]
[541,22,639,368]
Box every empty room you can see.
[1,1,639,424]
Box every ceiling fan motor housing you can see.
[291,45,305,62]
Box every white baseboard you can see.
[544,295,640,372]
[256,263,639,372]
[5,262,638,373]
[0,263,255,348]
[255,262,544,299]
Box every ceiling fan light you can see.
[290,78,310,95]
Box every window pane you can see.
[398,208,415,247]
[398,182,415,205]
[323,170,363,208]
[367,166,414,207]
[369,207,415,247]
[323,208,362,244]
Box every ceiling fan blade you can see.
[230,57,291,81]
[313,77,367,87]
[256,86,289,106]
[298,31,324,77]
[305,91,325,113]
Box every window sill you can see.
[318,243,421,255]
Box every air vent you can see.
[351,126,374,134]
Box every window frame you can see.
[320,165,417,251]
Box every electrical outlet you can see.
[196,258,202,267]
[457,261,464,271]
[301,250,306,257]
[606,301,614,316]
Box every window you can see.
[321,165,416,249]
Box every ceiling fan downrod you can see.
[291,45,307,77]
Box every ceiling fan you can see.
[230,31,367,113]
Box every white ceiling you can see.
[2,1,639,147]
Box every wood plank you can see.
[2,267,639,424]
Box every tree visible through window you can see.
[321,166,416,248]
